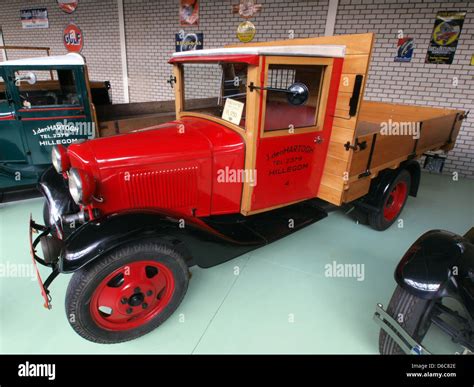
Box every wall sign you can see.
[425,11,466,64]
[21,8,49,29]
[471,54,474,66]
[232,0,262,19]
[394,37,414,62]
[236,20,256,43]
[180,0,199,26]
[63,23,83,53]
[58,0,79,14]
[175,32,203,52]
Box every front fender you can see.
[395,229,470,301]
[59,210,265,273]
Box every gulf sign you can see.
[64,24,83,53]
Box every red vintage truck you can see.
[29,33,466,343]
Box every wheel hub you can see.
[90,260,175,331]
[128,292,145,307]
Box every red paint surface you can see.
[250,57,344,211]
[67,117,245,217]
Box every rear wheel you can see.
[65,241,189,344]
[369,169,411,231]
[379,286,433,354]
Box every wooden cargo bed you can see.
[342,100,465,203]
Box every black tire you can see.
[379,286,433,354]
[368,169,411,231]
[43,201,50,227]
[65,241,189,344]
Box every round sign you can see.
[58,0,79,14]
[63,24,83,53]
[236,21,256,43]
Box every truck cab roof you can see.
[0,53,85,67]
[169,44,346,64]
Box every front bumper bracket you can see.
[373,303,431,355]
[29,215,60,309]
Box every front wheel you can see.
[379,286,433,354]
[65,241,189,344]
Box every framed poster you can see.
[394,37,414,62]
[180,0,199,26]
[21,8,49,29]
[175,32,203,52]
[425,11,466,64]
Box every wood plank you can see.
[370,134,415,168]
[349,135,374,176]
[343,177,371,203]
[329,126,356,144]
[323,155,349,177]
[335,92,352,113]
[317,183,343,206]
[338,74,357,93]
[341,55,370,74]
[417,114,457,150]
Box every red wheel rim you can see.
[383,181,408,222]
[90,261,175,331]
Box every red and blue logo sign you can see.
[63,23,83,53]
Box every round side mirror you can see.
[25,72,37,85]
[287,82,309,106]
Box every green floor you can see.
[0,172,472,354]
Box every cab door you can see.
[249,56,343,212]
[0,70,27,163]
[6,66,94,166]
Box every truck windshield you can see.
[14,69,80,108]
[182,62,248,128]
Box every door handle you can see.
[314,136,323,144]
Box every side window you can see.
[15,69,80,108]
[264,64,324,132]
[0,75,6,103]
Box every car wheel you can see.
[65,241,189,344]
[379,285,433,354]
[369,169,411,231]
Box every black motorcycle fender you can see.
[394,229,470,301]
[59,210,265,273]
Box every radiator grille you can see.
[121,166,199,209]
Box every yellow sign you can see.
[237,20,256,43]
[471,55,474,66]
[222,98,244,125]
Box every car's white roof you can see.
[171,45,346,59]
[0,53,85,67]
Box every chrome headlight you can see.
[68,168,83,204]
[51,146,62,173]
[51,145,70,173]
[68,168,96,205]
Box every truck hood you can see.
[67,117,244,171]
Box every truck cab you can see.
[0,53,112,196]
